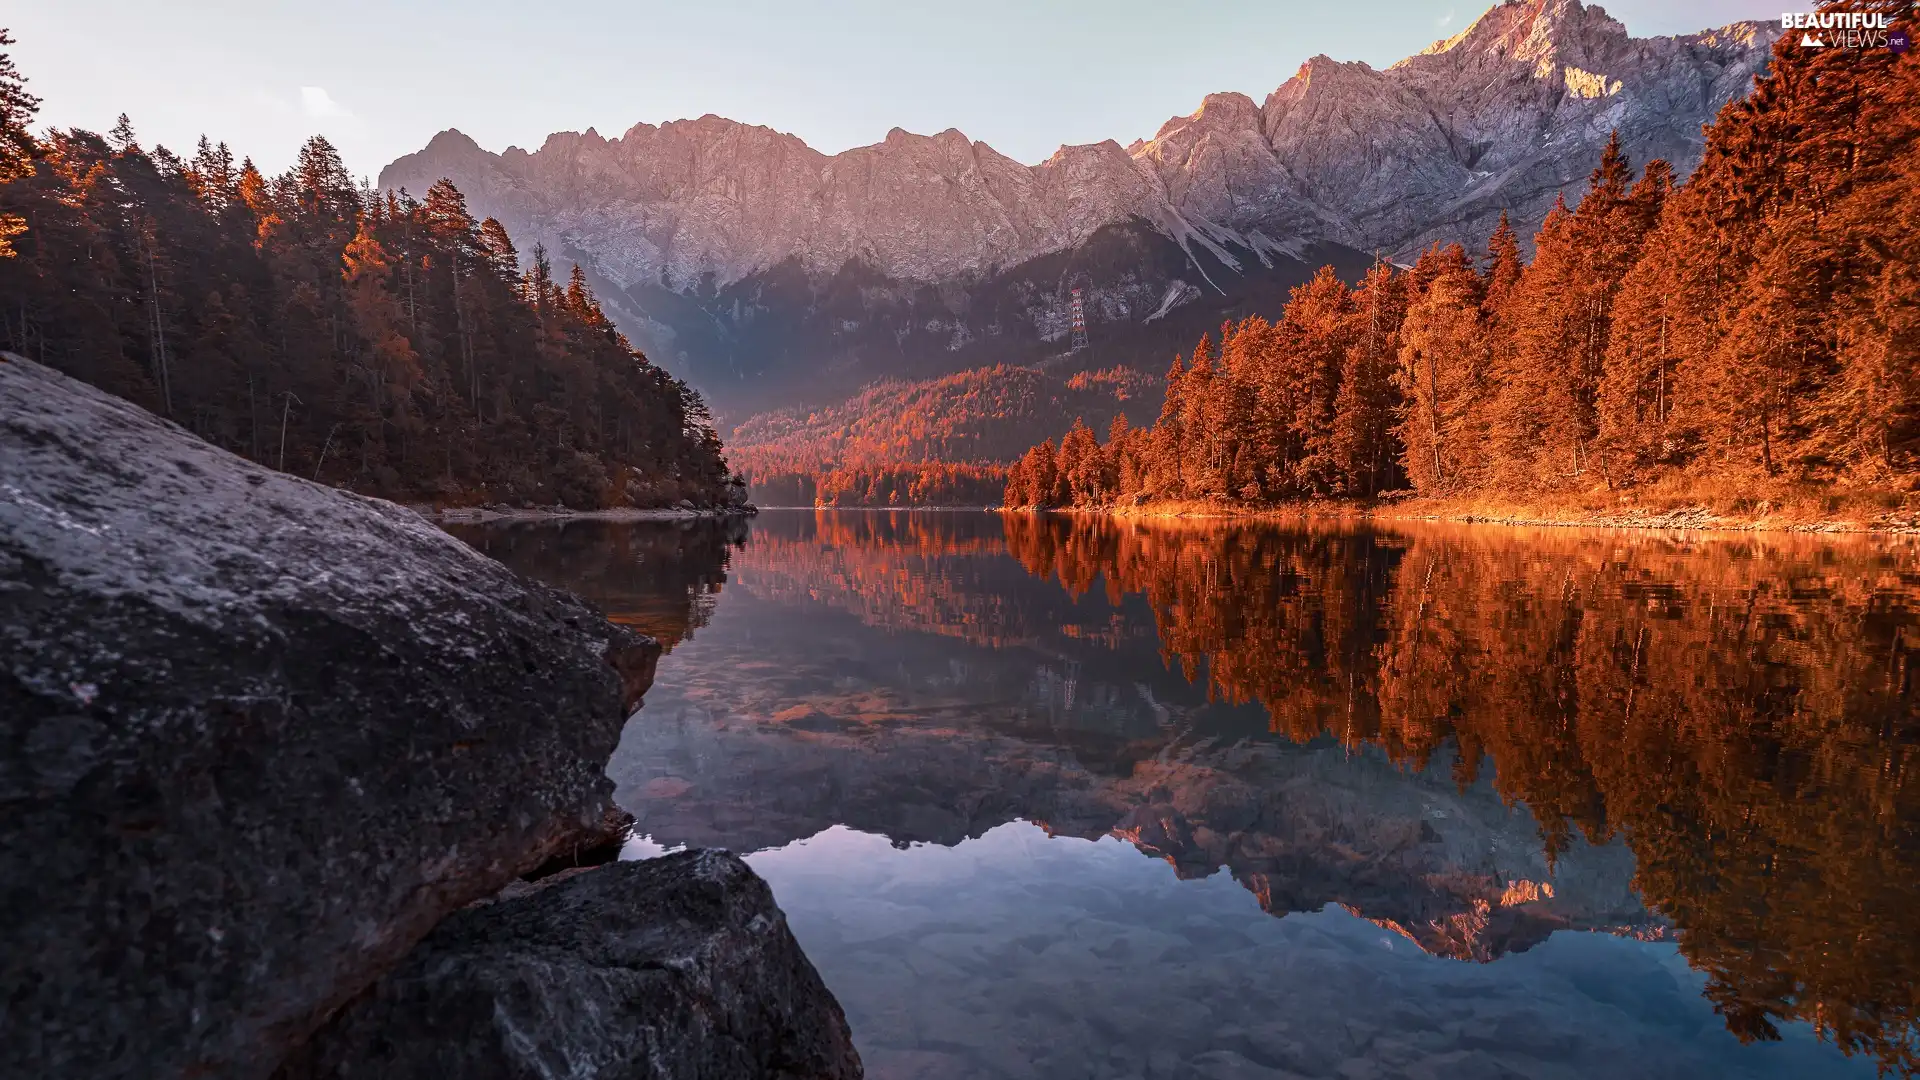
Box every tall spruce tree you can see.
[1394,255,1489,493]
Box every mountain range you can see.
[379,0,1777,431]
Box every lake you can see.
[446,510,1920,1080]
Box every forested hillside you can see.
[731,365,1156,506]
[0,32,740,510]
[1008,20,1918,514]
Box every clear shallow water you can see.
[448,511,1920,1079]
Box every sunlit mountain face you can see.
[452,511,1918,1078]
[382,2,1778,425]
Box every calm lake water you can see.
[446,510,1920,1080]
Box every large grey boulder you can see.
[280,851,864,1080]
[0,354,660,1079]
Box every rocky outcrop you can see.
[377,1,1775,417]
[0,353,669,1079]
[279,852,863,1080]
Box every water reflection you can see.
[998,515,1920,1069]
[443,516,746,648]
[453,510,1918,1078]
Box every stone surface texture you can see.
[0,354,661,1079]
[279,851,864,1080]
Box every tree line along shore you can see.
[1002,30,1917,528]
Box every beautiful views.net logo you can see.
[1783,10,1908,51]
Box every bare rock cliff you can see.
[382,0,1772,287]
[377,0,1775,417]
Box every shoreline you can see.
[472,501,1920,536]
[424,505,759,524]
[752,504,997,513]
[992,500,1920,536]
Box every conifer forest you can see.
[0,31,739,510]
[1006,29,1918,513]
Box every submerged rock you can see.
[281,851,863,1080]
[0,355,661,1078]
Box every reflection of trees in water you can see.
[445,518,747,649]
[738,510,1099,651]
[729,512,1920,1072]
[998,515,1920,1075]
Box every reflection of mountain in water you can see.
[616,511,1635,963]
[618,668,1653,965]
[996,515,1920,1070]
[601,511,1920,1076]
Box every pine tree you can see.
[342,216,419,398]
[1705,215,1825,476]
[478,218,518,277]
[1283,267,1357,494]
[1596,202,1696,481]
[1818,34,1920,478]
[185,136,237,209]
[108,113,137,153]
[1180,336,1219,497]
[1394,258,1489,493]
[1482,212,1523,318]
[1493,138,1668,488]
[1002,454,1031,508]
[292,135,356,237]
[1026,439,1060,508]
[1059,418,1100,505]
[1106,413,1135,501]
[0,28,39,257]
[1148,353,1188,498]
[1331,261,1407,495]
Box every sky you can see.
[13,1,1781,180]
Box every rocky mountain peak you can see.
[376,2,1777,412]
[1292,53,1379,82]
[422,127,483,155]
[532,128,603,156]
[1415,0,1631,66]
[1043,137,1132,163]
[1190,91,1263,129]
[1259,55,1390,131]
[390,129,496,194]
[380,2,1772,284]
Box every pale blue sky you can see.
[13,1,1777,179]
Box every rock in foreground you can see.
[0,354,659,1078]
[282,851,863,1080]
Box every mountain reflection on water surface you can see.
[448,510,1919,1080]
